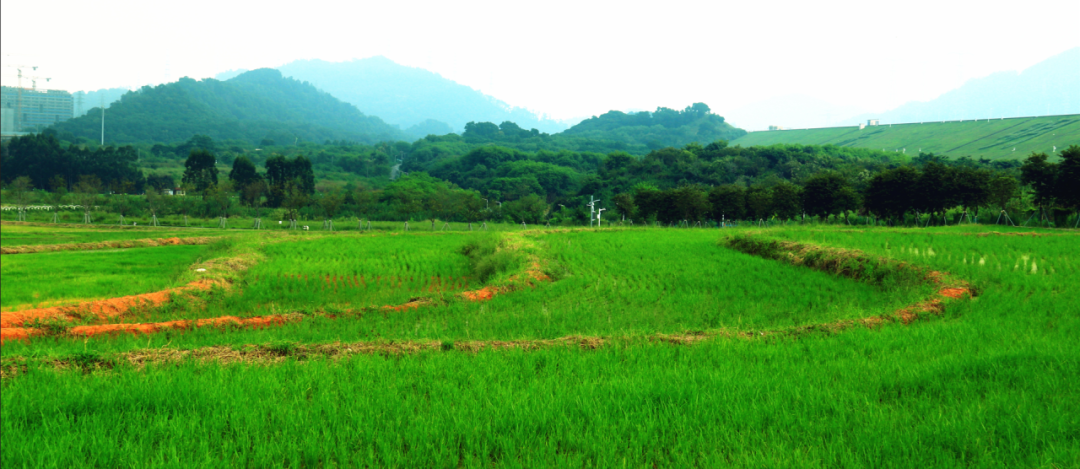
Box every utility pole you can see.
[586,195,599,227]
[597,208,607,227]
[100,95,105,145]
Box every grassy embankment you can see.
[731,114,1080,160]
[1,224,1077,468]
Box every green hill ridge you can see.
[731,115,1079,160]
[52,69,407,145]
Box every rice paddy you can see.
[1,222,1076,468]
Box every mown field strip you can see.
[1,289,973,379]
[0,236,219,255]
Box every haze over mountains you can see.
[834,48,1079,126]
[55,48,1078,147]
[723,48,1079,131]
[276,57,568,137]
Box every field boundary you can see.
[1,236,220,255]
[0,294,969,378]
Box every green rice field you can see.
[0,224,213,247]
[0,244,212,310]
[1,223,1077,468]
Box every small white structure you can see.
[867,119,880,126]
[768,125,787,131]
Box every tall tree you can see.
[746,186,772,220]
[864,166,920,222]
[988,175,1020,211]
[182,149,219,192]
[1020,152,1057,212]
[671,185,711,223]
[229,156,261,191]
[952,167,991,215]
[801,173,852,219]
[612,192,636,220]
[769,182,802,220]
[915,162,955,218]
[708,184,746,221]
[1056,145,1080,213]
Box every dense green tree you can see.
[746,186,772,220]
[864,167,920,222]
[633,184,664,222]
[503,194,548,224]
[146,174,175,192]
[915,162,956,218]
[1056,145,1080,212]
[181,149,218,192]
[229,156,261,190]
[770,182,802,220]
[265,154,316,207]
[671,185,711,223]
[1020,152,1057,211]
[988,175,1020,211]
[708,184,746,221]
[802,173,852,218]
[612,193,636,220]
[952,166,991,214]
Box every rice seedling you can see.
[2,224,1076,468]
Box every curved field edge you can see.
[0,232,540,345]
[0,236,221,255]
[1,231,976,373]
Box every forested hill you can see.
[444,103,747,155]
[276,57,568,136]
[562,104,746,148]
[50,69,408,145]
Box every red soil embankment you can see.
[2,265,552,345]
[0,280,220,328]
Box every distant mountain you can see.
[275,57,568,134]
[72,88,129,116]
[52,69,407,145]
[839,47,1080,125]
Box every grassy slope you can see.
[730,115,1080,160]
[3,226,1078,468]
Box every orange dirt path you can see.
[0,280,220,328]
[0,280,518,345]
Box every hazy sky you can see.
[2,0,1077,122]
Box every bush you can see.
[459,234,521,283]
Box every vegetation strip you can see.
[1,291,972,379]
[725,233,972,290]
[0,236,219,255]
[0,271,543,344]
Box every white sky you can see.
[2,0,1078,121]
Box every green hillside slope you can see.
[731,115,1079,160]
[52,69,407,145]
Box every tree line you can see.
[3,128,1077,228]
